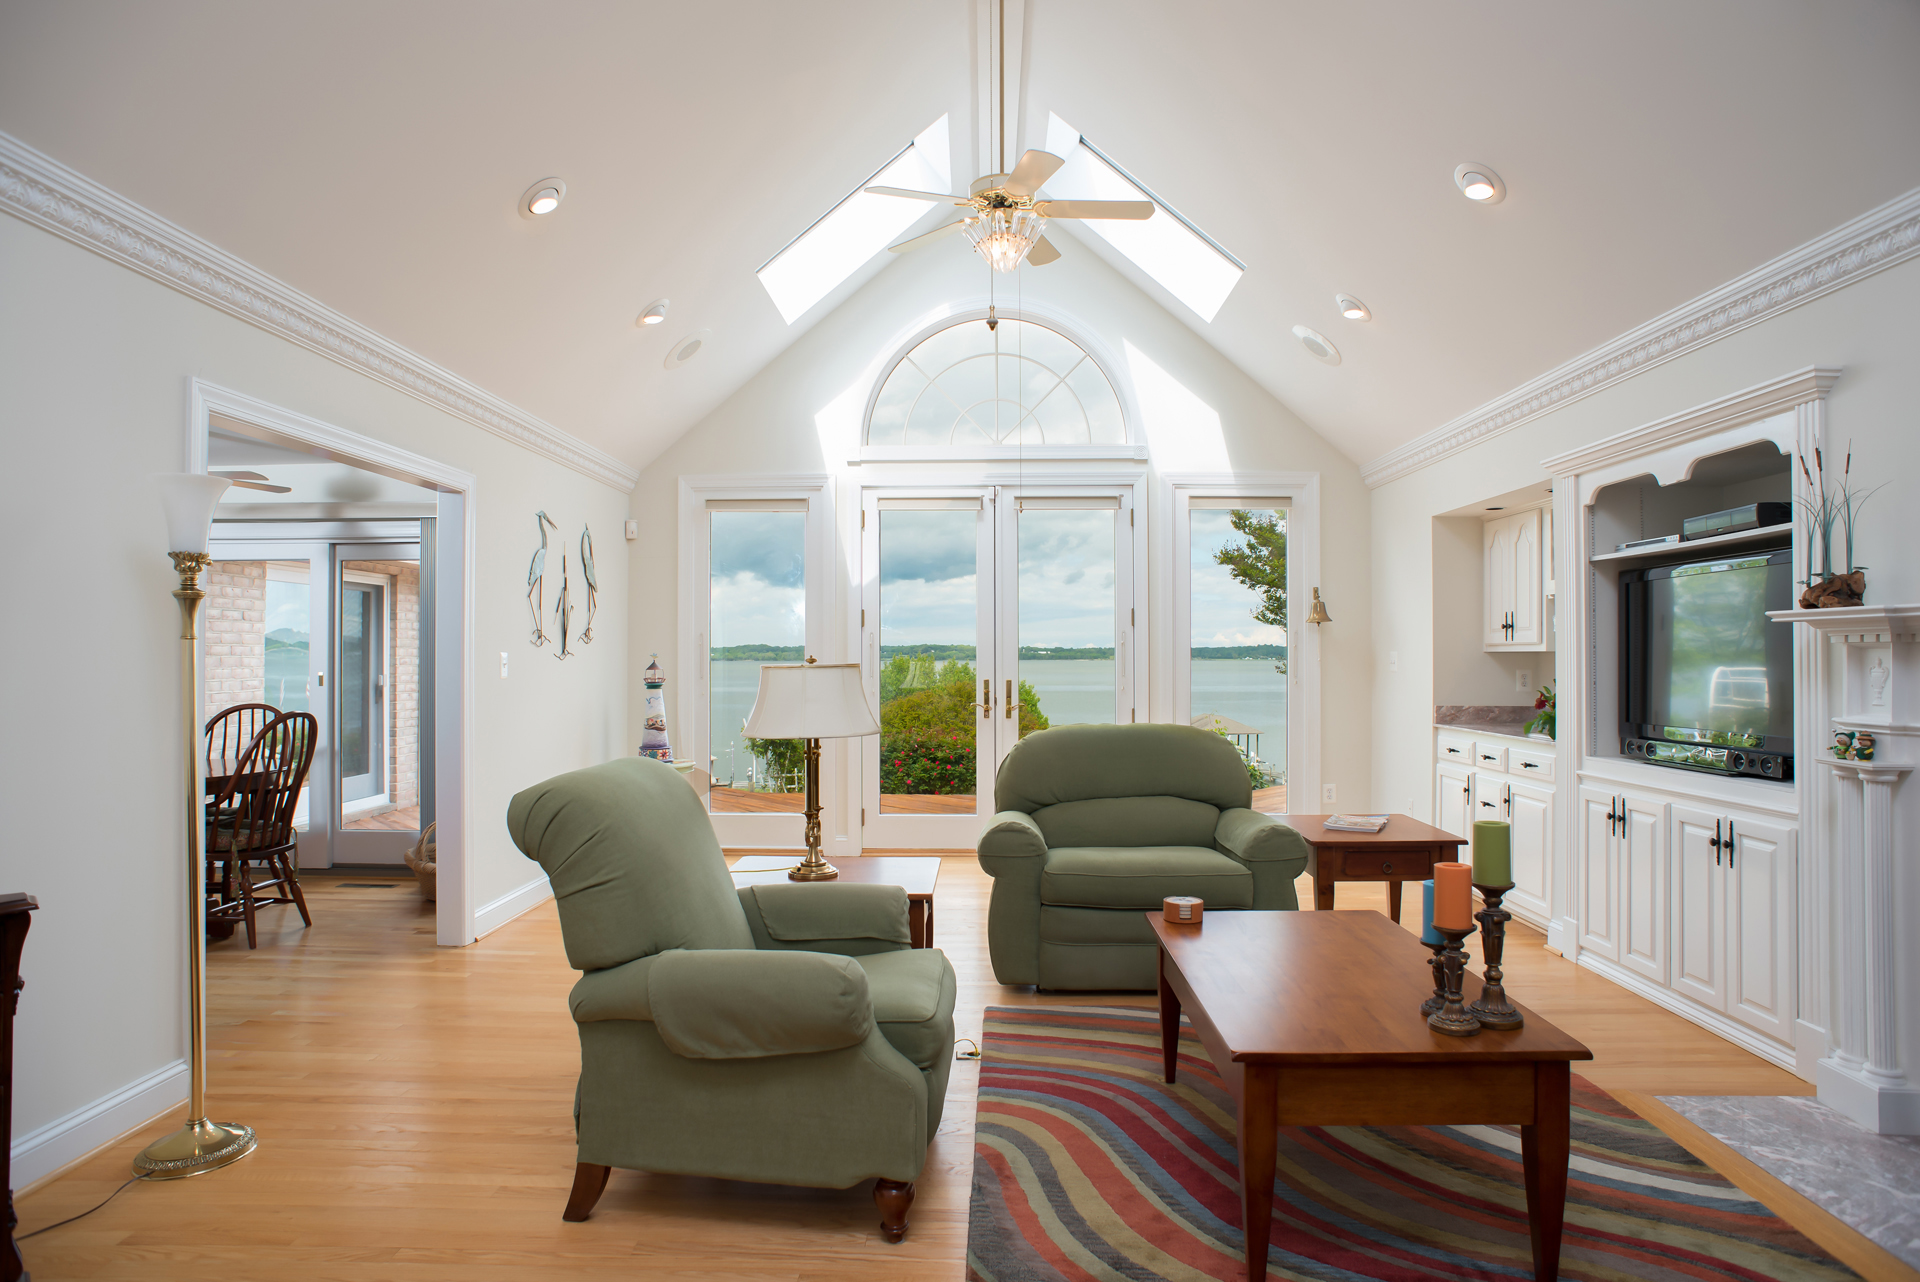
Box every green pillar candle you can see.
[1472,820,1512,888]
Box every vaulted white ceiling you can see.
[3,1,1917,473]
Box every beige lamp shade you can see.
[742,662,879,740]
[155,473,233,553]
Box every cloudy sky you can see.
[706,506,1286,651]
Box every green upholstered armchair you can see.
[978,723,1309,990]
[507,757,956,1242]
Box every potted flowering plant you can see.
[1524,683,1555,739]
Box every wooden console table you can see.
[1278,813,1466,923]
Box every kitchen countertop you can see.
[1435,720,1554,742]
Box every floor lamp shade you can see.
[742,662,879,740]
[155,473,233,553]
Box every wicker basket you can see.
[404,822,437,901]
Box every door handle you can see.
[1727,821,1736,869]
[1711,819,1721,864]
[1005,678,1013,719]
[1504,785,1511,816]
[980,679,992,716]
[1480,799,1497,809]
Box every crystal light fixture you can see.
[963,208,1047,273]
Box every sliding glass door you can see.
[861,485,1135,849]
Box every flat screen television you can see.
[1620,547,1794,780]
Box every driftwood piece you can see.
[1799,571,1866,610]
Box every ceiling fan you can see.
[210,469,292,494]
[868,151,1150,271]
[867,0,1150,272]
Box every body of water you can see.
[703,657,1286,787]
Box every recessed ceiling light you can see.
[1335,294,1371,322]
[636,299,670,327]
[520,177,567,219]
[1453,163,1505,204]
[1292,324,1341,365]
[664,329,711,369]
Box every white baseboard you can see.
[11,1058,188,1189]
[1577,952,1797,1072]
[1545,917,1576,958]
[474,873,553,939]
[1794,1019,1829,1084]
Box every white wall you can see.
[1370,252,1920,823]
[0,212,629,1184]
[626,235,1372,814]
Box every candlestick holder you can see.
[1420,941,1446,1015]
[1426,924,1481,1037]
[1468,883,1524,1031]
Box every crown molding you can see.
[1361,185,1920,489]
[0,130,638,492]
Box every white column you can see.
[1829,765,1866,1070]
[1860,766,1907,1088]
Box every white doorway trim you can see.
[1158,472,1322,817]
[185,377,479,946]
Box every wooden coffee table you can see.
[1279,813,1467,923]
[1152,910,1591,1281]
[728,855,940,948]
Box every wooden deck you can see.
[342,804,421,832]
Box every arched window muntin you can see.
[864,311,1130,448]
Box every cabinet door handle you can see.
[1727,821,1736,869]
[1481,799,1498,809]
[1482,754,1497,761]
[1504,785,1512,816]
[1711,819,1721,864]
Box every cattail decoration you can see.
[1799,453,1816,487]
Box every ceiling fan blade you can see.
[864,186,967,204]
[225,479,294,494]
[1001,150,1065,197]
[1038,199,1155,220]
[887,219,968,253]
[1025,236,1061,266]
[210,469,270,482]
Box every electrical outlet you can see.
[500,651,509,678]
[1516,669,1531,692]
[1322,783,1336,804]
[1405,797,1415,814]
[624,519,639,540]
[1389,650,1399,672]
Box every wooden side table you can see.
[1278,814,1467,923]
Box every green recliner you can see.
[977,723,1310,990]
[507,757,956,1242]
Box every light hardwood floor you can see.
[18,857,1819,1280]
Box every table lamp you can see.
[137,474,258,1178]
[742,657,879,881]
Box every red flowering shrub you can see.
[880,728,978,795]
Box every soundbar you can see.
[1625,737,1792,781]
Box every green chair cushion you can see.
[1214,808,1311,864]
[744,883,911,946]
[1032,796,1221,849]
[646,949,873,1060]
[1040,846,1254,910]
[507,758,752,972]
[854,949,955,1073]
[994,723,1251,814]
[569,954,658,1023]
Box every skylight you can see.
[1042,113,1244,322]
[756,116,951,324]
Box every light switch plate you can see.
[1322,783,1336,803]
[500,651,509,678]
[624,519,639,540]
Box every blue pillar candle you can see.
[1420,879,1443,946]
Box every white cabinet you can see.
[1435,761,1472,840]
[1578,787,1619,961]
[1667,803,1798,1042]
[1507,778,1553,925]
[1578,785,1667,980]
[1483,508,1551,651]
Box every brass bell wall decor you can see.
[1305,587,1332,625]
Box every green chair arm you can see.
[977,810,1047,871]
[736,883,911,955]
[569,953,660,1023]
[644,948,874,1059]
[1215,808,1309,871]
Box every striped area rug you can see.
[968,1006,1856,1281]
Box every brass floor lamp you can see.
[137,474,256,1179]
[742,658,880,881]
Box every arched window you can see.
[866,316,1126,446]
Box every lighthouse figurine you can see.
[638,654,673,762]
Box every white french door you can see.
[858,482,1137,849]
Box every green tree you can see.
[1214,509,1288,674]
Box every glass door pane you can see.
[338,579,381,803]
[877,508,983,815]
[340,554,421,842]
[1014,506,1117,733]
[1189,506,1288,812]
[709,509,806,813]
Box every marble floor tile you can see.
[1658,1093,1920,1269]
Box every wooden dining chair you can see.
[206,711,318,948]
[204,702,279,779]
